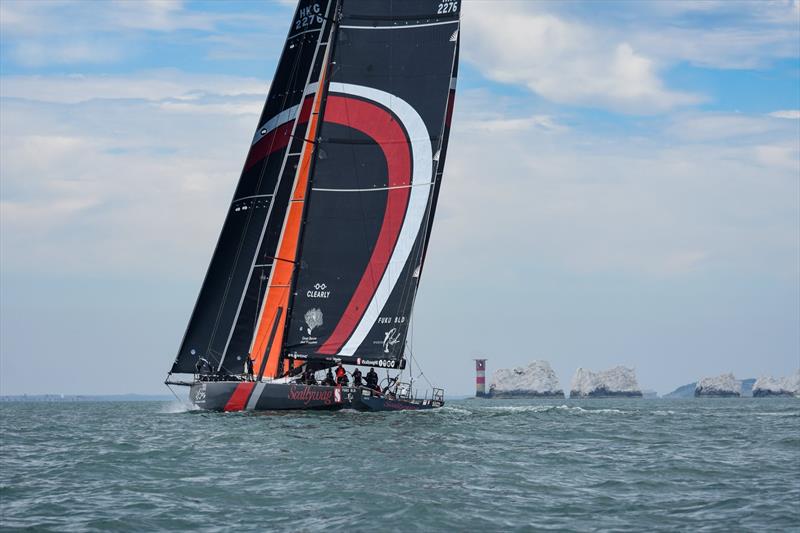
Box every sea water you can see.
[1,398,798,531]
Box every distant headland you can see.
[474,361,799,399]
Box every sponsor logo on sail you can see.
[304,308,323,334]
[383,328,401,353]
[306,282,330,299]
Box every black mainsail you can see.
[171,0,335,375]
[169,0,460,412]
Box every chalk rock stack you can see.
[694,373,741,397]
[752,370,800,398]
[569,366,642,398]
[489,361,565,398]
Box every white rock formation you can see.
[694,373,741,397]
[489,361,563,397]
[753,370,800,397]
[569,366,642,398]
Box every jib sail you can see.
[170,0,336,375]
[281,0,461,370]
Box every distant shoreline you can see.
[0,394,175,402]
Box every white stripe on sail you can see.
[251,82,319,146]
[325,82,433,356]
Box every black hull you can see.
[189,381,443,412]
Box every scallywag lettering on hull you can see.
[286,384,337,405]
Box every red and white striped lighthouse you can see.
[474,359,487,397]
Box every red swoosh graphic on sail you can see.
[244,95,314,171]
[317,95,412,355]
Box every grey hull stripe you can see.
[246,383,266,410]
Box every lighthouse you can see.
[474,359,488,397]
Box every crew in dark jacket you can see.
[302,366,316,385]
[323,368,336,386]
[366,367,379,390]
[352,368,363,387]
[245,356,255,381]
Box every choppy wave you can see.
[480,404,630,415]
[158,401,195,414]
[2,398,798,531]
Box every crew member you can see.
[245,355,255,381]
[302,366,317,385]
[323,368,336,386]
[195,357,213,376]
[335,363,348,385]
[366,367,379,390]
[352,367,363,387]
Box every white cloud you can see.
[462,6,701,114]
[1,71,797,285]
[634,26,799,70]
[10,40,124,67]
[666,112,797,142]
[0,71,268,104]
[0,0,289,67]
[769,110,800,119]
[430,91,799,280]
[460,114,567,133]
[0,72,263,277]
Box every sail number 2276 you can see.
[295,3,323,30]
[437,1,458,14]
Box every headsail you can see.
[281,0,461,370]
[171,0,336,375]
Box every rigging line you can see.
[262,255,298,265]
[412,353,434,390]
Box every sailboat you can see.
[165,0,460,412]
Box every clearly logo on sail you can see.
[306,282,330,299]
[304,308,323,334]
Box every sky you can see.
[1,0,798,396]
